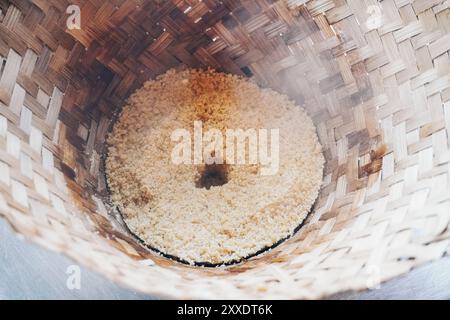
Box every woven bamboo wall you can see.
[0,0,449,299]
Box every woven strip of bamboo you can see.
[0,0,449,298]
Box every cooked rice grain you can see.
[106,69,324,265]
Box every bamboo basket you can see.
[0,0,449,299]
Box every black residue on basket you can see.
[115,201,313,268]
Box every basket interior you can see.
[0,0,449,299]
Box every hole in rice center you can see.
[195,163,229,190]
